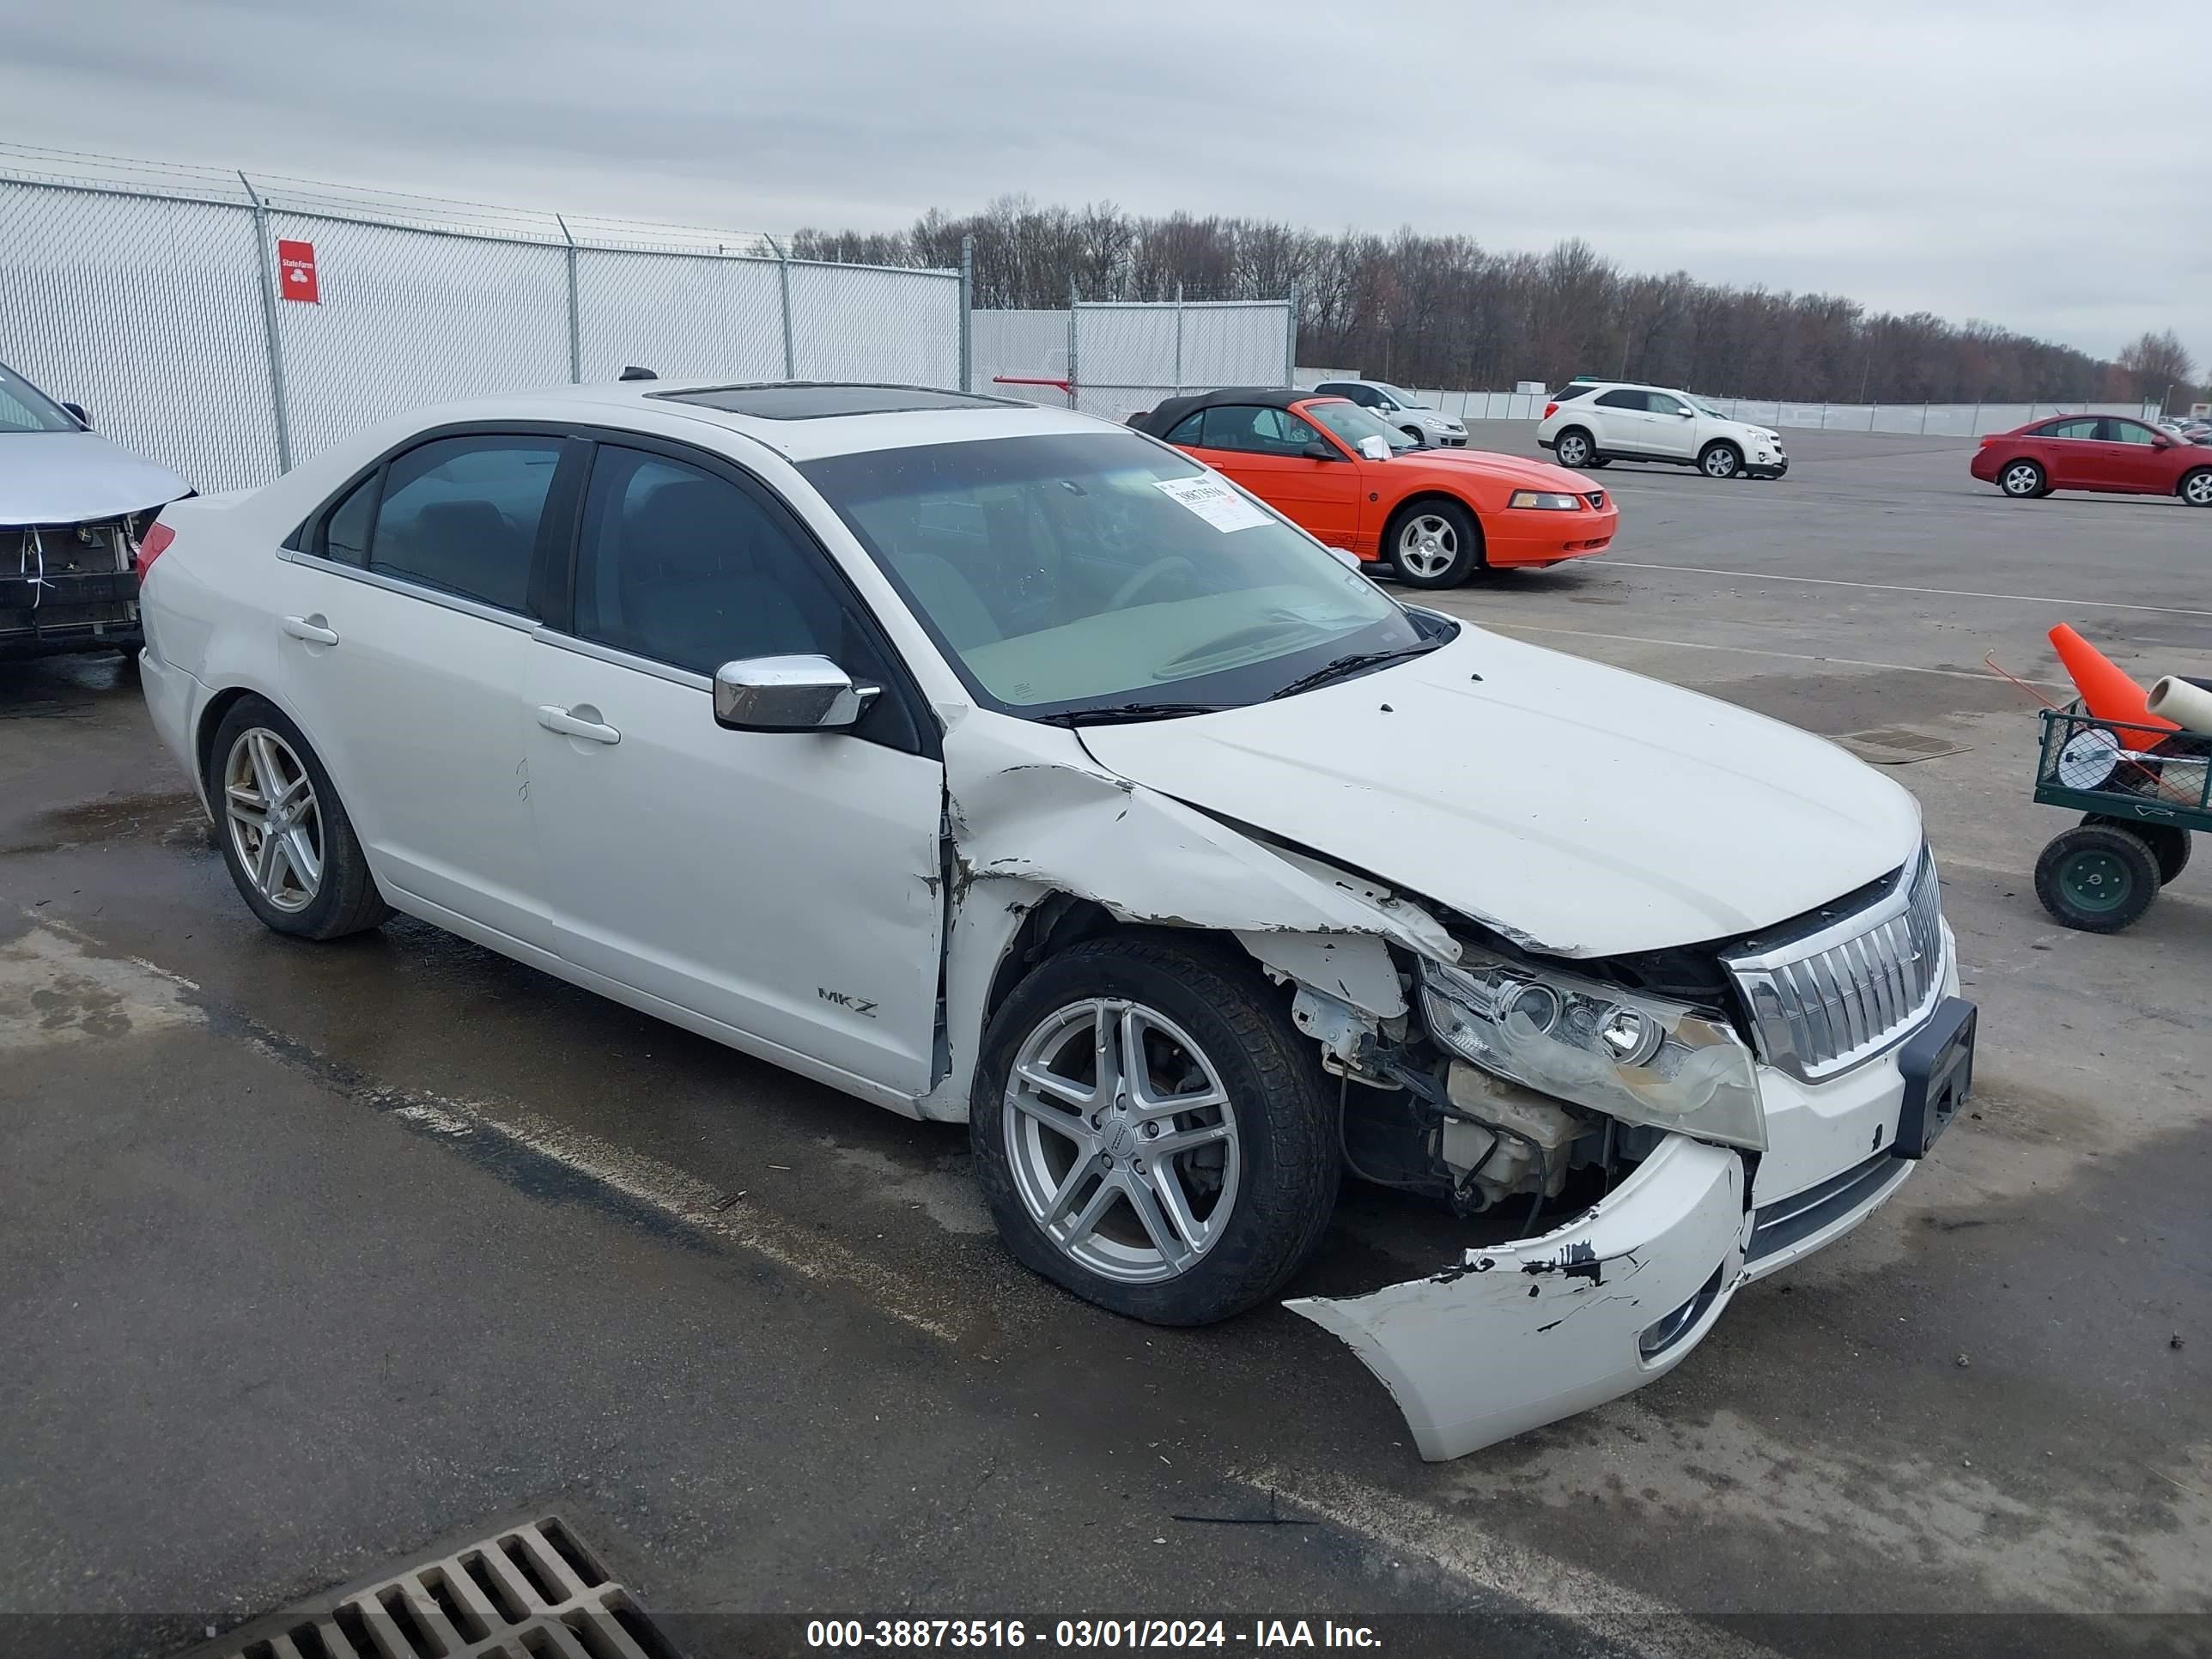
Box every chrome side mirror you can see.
[1357,434,1393,462]
[713,654,878,732]
[1326,546,1363,571]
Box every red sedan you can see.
[1971,414,2212,506]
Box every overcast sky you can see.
[5,0,2204,370]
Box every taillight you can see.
[1543,402,1559,419]
[136,520,175,580]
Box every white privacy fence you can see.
[1295,371,2160,437]
[977,299,1296,424]
[0,146,965,493]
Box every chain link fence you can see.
[0,145,966,493]
[975,295,1295,425]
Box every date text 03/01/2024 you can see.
[805,1619,1382,1649]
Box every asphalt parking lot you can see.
[4,425,2209,1657]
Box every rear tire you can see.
[2000,459,2046,498]
[2181,468,2212,507]
[1698,441,1742,479]
[1383,498,1483,588]
[2083,814,2191,884]
[208,695,391,940]
[970,936,1340,1326]
[1552,428,1595,469]
[2034,824,2159,932]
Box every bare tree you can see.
[795,197,2138,403]
[2118,329,2196,403]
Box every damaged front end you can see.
[1274,922,1772,1461]
[1291,1134,1746,1461]
[1,514,154,661]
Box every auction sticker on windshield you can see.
[1154,475,1272,532]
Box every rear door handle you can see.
[283,615,339,646]
[537,705,620,744]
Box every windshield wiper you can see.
[1038,701,1232,727]
[1267,641,1442,701]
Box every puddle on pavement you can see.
[0,787,206,856]
[0,922,202,1049]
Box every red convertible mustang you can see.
[1133,388,1618,587]
[1971,413,2212,506]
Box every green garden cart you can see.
[2032,702,2209,932]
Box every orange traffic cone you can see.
[2049,624,2178,750]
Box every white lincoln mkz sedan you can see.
[137,380,1972,1459]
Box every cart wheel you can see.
[2082,814,2191,885]
[2035,825,2160,932]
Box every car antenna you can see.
[618,365,658,381]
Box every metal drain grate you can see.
[205,1517,682,1659]
[1835,726,1971,767]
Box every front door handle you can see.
[282,615,339,646]
[537,705,621,744]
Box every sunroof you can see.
[652,383,1010,419]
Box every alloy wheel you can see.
[1396,514,1460,580]
[1003,998,1240,1285]
[224,727,323,913]
[1554,433,1590,466]
[2003,464,2042,496]
[1703,446,1740,478]
[2184,472,2212,507]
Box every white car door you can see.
[524,439,945,1097]
[277,431,566,949]
[1586,387,1656,455]
[1643,391,1702,459]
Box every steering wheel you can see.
[1107,556,1197,611]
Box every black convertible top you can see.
[1128,386,1334,436]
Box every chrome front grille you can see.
[1724,853,1947,1081]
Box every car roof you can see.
[385,379,1113,461]
[1133,386,1344,435]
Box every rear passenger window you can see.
[320,473,377,565]
[1164,411,1206,446]
[1594,389,1645,410]
[368,435,562,613]
[2046,418,2100,441]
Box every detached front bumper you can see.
[1289,1135,1747,1461]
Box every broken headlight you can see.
[1417,952,1765,1150]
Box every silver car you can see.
[1310,380,1468,447]
[2,360,191,662]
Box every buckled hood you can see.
[1076,625,1922,958]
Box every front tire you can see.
[2034,824,2159,933]
[208,695,391,940]
[2000,459,2046,498]
[1552,428,1595,469]
[1384,499,1483,588]
[1698,441,1742,479]
[2181,468,2212,507]
[970,936,1340,1326]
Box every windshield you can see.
[1688,397,1732,419]
[0,362,78,434]
[1304,399,1420,454]
[1373,382,1429,410]
[803,432,1426,719]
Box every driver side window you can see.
[1197,405,1322,457]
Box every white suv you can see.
[1310,380,1468,447]
[1538,381,1788,480]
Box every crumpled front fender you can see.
[1287,1135,1747,1461]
